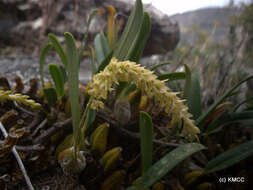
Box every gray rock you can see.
[0,0,179,55]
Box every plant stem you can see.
[74,97,94,155]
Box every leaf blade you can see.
[139,111,154,174]
[113,0,143,61]
[48,33,68,67]
[204,140,253,174]
[157,72,186,81]
[94,32,110,65]
[196,75,253,128]
[44,88,57,107]
[48,64,65,98]
[64,32,81,140]
[187,71,202,120]
[128,11,151,62]
[134,143,206,189]
[39,43,52,87]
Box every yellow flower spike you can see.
[87,58,200,140]
[0,90,41,109]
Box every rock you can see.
[0,56,91,85]
[0,0,179,55]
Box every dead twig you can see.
[34,118,72,144]
[30,118,48,138]
[0,140,44,152]
[0,121,35,190]
[27,113,42,130]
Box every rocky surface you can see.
[0,54,170,87]
[0,56,91,86]
[0,0,179,55]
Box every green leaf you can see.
[78,98,95,149]
[44,88,57,107]
[59,65,68,83]
[232,97,253,112]
[150,62,172,71]
[64,32,81,141]
[157,72,186,81]
[96,51,113,73]
[139,112,153,174]
[48,64,65,98]
[204,140,253,174]
[113,0,143,61]
[134,143,206,189]
[196,75,253,128]
[187,71,202,120]
[87,9,98,26]
[48,33,68,67]
[183,64,191,98]
[39,43,52,87]
[83,109,96,135]
[88,46,97,75]
[206,111,253,134]
[94,32,110,66]
[128,11,151,62]
[79,8,99,62]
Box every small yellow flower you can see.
[87,58,200,140]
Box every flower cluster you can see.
[87,58,200,140]
[0,90,41,109]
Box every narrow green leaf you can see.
[196,75,253,128]
[48,64,65,98]
[128,11,151,62]
[59,65,68,83]
[206,111,253,134]
[48,33,68,67]
[87,9,98,26]
[79,9,98,62]
[96,51,113,73]
[84,109,96,135]
[187,72,202,120]
[134,143,205,189]
[78,98,95,148]
[139,111,153,174]
[44,88,57,107]
[150,62,172,71]
[157,72,186,81]
[113,0,143,61]
[204,140,253,174]
[39,43,52,87]
[232,97,253,112]
[64,32,81,141]
[94,32,110,65]
[183,64,191,98]
[88,46,97,75]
